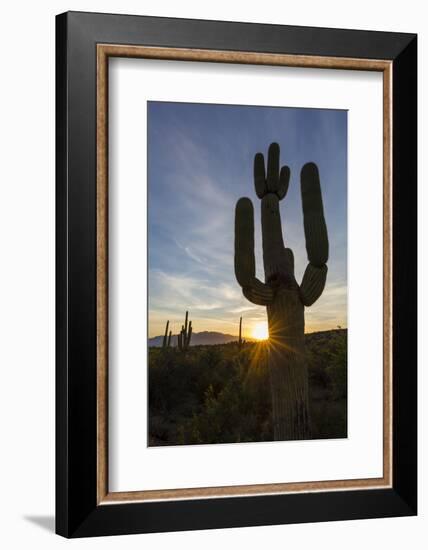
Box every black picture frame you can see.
[56,11,417,538]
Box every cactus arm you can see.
[234,198,256,287]
[299,162,329,306]
[300,264,328,306]
[242,280,274,306]
[235,197,274,305]
[300,162,329,267]
[277,166,291,200]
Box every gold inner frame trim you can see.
[96,44,393,505]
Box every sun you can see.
[252,321,269,341]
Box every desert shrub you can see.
[179,373,272,445]
[310,398,347,439]
[325,332,347,399]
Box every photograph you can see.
[147,101,348,446]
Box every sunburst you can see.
[251,321,269,340]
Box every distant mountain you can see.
[148,328,347,347]
[148,331,241,347]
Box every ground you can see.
[148,329,347,446]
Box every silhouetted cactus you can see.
[162,321,172,348]
[238,316,245,349]
[178,311,192,351]
[234,143,328,440]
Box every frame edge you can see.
[391,34,418,515]
[55,11,418,537]
[55,11,69,538]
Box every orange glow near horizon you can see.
[251,321,269,341]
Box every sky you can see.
[147,101,347,338]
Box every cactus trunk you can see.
[262,193,310,438]
[267,289,309,439]
[162,320,170,348]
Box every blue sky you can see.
[148,101,347,338]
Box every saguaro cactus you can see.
[178,311,192,351]
[162,320,172,348]
[238,316,245,349]
[234,143,328,440]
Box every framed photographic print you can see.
[56,11,417,537]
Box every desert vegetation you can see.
[148,328,347,446]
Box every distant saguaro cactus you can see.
[162,320,172,348]
[234,143,329,440]
[238,316,245,349]
[178,311,192,351]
